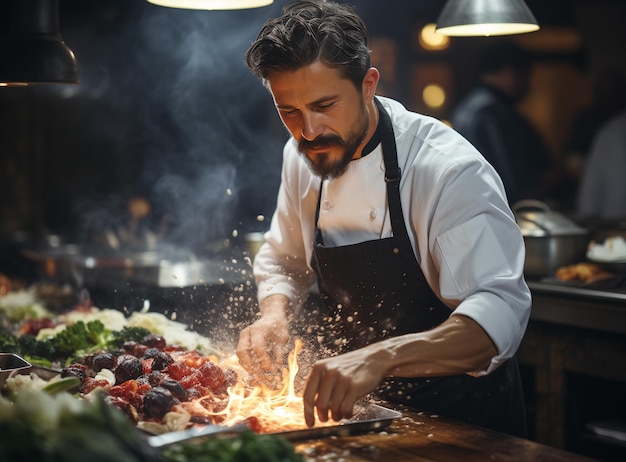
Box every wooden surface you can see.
[519,281,626,452]
[293,406,596,461]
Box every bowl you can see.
[0,353,32,389]
[586,235,626,275]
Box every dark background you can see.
[1,0,625,253]
[2,2,626,459]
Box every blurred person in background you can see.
[576,108,626,221]
[560,68,626,211]
[451,41,556,206]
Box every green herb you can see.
[161,430,304,462]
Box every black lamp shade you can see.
[0,0,79,85]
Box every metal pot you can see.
[513,200,589,278]
[21,241,197,285]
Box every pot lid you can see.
[513,200,587,237]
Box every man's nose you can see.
[301,112,323,141]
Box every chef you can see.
[236,0,531,438]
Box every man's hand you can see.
[302,345,391,427]
[301,314,498,427]
[236,295,291,378]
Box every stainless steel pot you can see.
[21,242,197,285]
[513,200,589,278]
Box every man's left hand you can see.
[302,345,390,427]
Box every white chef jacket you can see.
[254,96,531,375]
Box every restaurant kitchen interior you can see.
[1,0,626,460]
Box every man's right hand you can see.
[236,294,291,377]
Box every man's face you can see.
[266,61,371,180]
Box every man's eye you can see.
[318,102,334,110]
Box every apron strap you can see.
[375,98,415,262]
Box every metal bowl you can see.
[0,353,31,389]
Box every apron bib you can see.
[306,98,527,437]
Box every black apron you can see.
[306,98,527,438]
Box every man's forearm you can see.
[380,314,498,378]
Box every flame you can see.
[178,338,330,433]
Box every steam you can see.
[122,4,286,250]
[64,3,286,253]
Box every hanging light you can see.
[435,0,540,37]
[146,0,273,10]
[0,0,79,87]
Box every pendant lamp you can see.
[435,0,539,37]
[147,0,273,10]
[0,0,79,86]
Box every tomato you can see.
[164,345,186,354]
[179,371,202,389]
[199,394,228,413]
[166,361,194,381]
[177,350,209,369]
[136,383,152,395]
[197,361,225,391]
[142,358,154,375]
[109,379,139,398]
[82,378,111,394]
[186,385,210,400]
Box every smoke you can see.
[54,2,289,252]
[117,4,286,249]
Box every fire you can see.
[179,338,330,433]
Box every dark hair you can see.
[479,41,531,75]
[245,0,370,89]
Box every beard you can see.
[297,104,370,180]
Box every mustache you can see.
[298,135,345,152]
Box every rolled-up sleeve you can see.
[406,139,531,375]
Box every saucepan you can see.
[513,200,589,278]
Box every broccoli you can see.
[17,334,56,361]
[0,331,19,353]
[84,320,111,348]
[2,322,155,366]
[50,321,92,355]
[107,326,152,349]
[50,320,113,357]
[0,331,56,363]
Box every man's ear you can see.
[362,67,380,100]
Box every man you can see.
[236,0,530,438]
[451,41,554,205]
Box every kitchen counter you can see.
[527,278,626,334]
[294,405,595,461]
[517,278,626,458]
